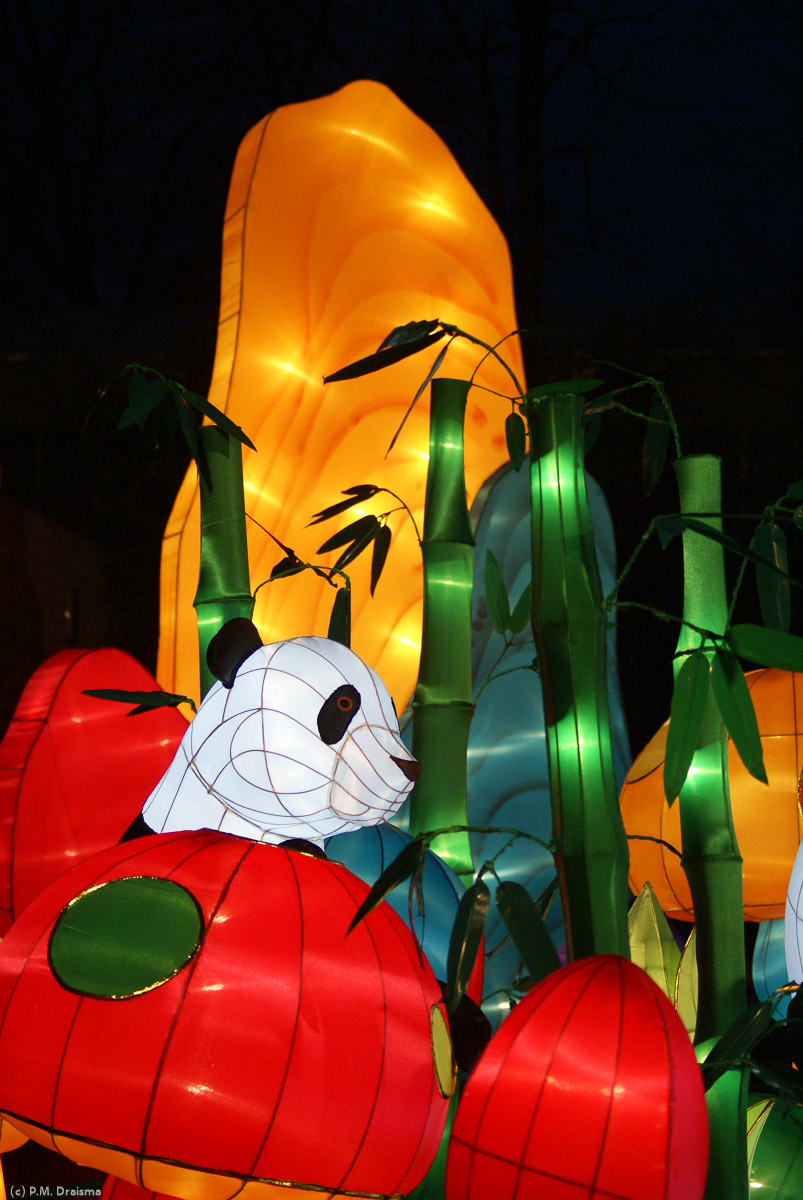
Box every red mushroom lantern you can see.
[446,955,708,1200]
[0,648,187,932]
[0,831,452,1199]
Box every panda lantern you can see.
[123,617,420,847]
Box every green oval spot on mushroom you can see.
[49,876,203,999]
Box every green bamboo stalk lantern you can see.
[409,377,475,879]
[524,392,630,960]
[673,453,748,1200]
[194,427,255,699]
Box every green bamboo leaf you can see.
[324,328,446,384]
[327,586,351,647]
[118,373,169,431]
[176,401,204,477]
[82,688,196,715]
[627,881,681,999]
[484,549,510,634]
[308,486,381,526]
[370,524,392,597]
[505,411,526,471]
[385,340,452,457]
[317,515,379,555]
[526,378,603,400]
[270,556,305,580]
[673,927,698,1040]
[508,581,532,634]
[584,409,604,455]
[700,998,777,1090]
[787,480,803,501]
[179,387,256,451]
[747,1061,803,1106]
[446,880,490,1013]
[346,839,425,934]
[333,521,380,572]
[664,650,710,805]
[377,319,441,350]
[642,397,670,496]
[656,516,802,587]
[727,624,803,671]
[752,522,791,633]
[710,648,767,784]
[495,880,560,986]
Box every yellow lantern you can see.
[620,668,803,921]
[157,80,523,709]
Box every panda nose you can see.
[390,754,420,783]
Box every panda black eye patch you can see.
[317,684,361,745]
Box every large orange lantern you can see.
[0,648,186,933]
[620,668,803,920]
[157,80,523,710]
[0,830,452,1199]
[446,955,708,1200]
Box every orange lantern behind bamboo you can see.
[157,80,523,710]
[620,668,803,921]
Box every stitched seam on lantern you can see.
[587,956,627,1198]
[234,847,306,1193]
[450,1136,648,1200]
[137,837,254,1174]
[645,976,675,1200]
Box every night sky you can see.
[1,0,801,742]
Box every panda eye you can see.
[317,684,361,744]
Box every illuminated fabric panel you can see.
[157,80,523,709]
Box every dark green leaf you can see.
[526,378,603,400]
[118,374,170,431]
[508,581,532,634]
[786,481,803,501]
[180,387,256,451]
[386,340,452,457]
[370,524,392,597]
[327,586,351,647]
[82,688,196,715]
[324,329,446,384]
[657,516,802,587]
[505,412,526,471]
[642,397,670,496]
[710,648,767,784]
[346,839,426,934]
[176,400,205,481]
[446,880,490,1013]
[748,1061,803,1106]
[794,506,803,531]
[664,650,710,805]
[270,556,305,580]
[484,550,510,634]
[333,522,381,572]
[584,410,604,456]
[584,392,615,416]
[701,998,777,1090]
[317,515,380,556]
[377,320,440,351]
[308,486,381,526]
[495,880,560,985]
[753,522,791,633]
[727,624,803,672]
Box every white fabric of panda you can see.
[784,837,803,983]
[141,637,418,845]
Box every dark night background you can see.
[0,3,801,1188]
[0,1,801,766]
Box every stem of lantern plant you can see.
[673,454,747,1200]
[408,377,475,880]
[524,392,630,960]
[193,426,255,699]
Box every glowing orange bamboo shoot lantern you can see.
[620,668,803,920]
[0,831,452,1199]
[0,649,186,934]
[157,80,523,708]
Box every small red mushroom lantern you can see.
[621,668,803,920]
[0,648,187,932]
[0,831,452,1199]
[446,955,708,1200]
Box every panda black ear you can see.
[207,618,263,688]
